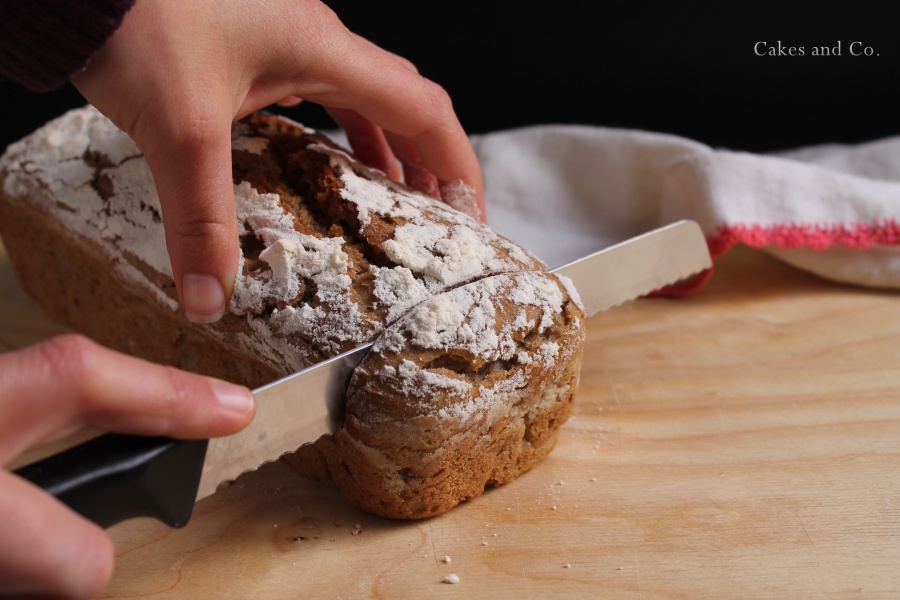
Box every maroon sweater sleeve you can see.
[0,0,137,92]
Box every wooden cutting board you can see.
[3,242,899,599]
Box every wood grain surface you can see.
[3,241,899,599]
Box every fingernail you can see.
[404,163,441,198]
[440,179,482,221]
[183,273,227,323]
[211,380,255,413]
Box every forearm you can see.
[0,0,136,92]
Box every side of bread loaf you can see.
[0,106,585,519]
[289,270,585,518]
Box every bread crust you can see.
[0,106,585,518]
[289,271,585,518]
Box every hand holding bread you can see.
[71,0,485,323]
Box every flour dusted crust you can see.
[294,271,585,518]
[0,106,586,519]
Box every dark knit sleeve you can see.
[0,0,137,92]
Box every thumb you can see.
[139,107,240,323]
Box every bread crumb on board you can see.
[441,555,452,564]
[442,574,461,584]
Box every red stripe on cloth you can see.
[654,219,900,297]
[707,219,900,257]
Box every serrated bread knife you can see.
[14,220,711,528]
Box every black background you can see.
[2,2,899,154]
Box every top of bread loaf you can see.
[0,106,547,376]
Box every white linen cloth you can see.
[471,126,900,290]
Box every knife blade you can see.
[14,219,711,528]
[554,219,712,317]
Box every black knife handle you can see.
[13,433,209,529]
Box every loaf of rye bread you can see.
[0,106,585,519]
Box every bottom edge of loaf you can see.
[283,342,583,520]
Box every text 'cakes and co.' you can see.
[754,41,878,57]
